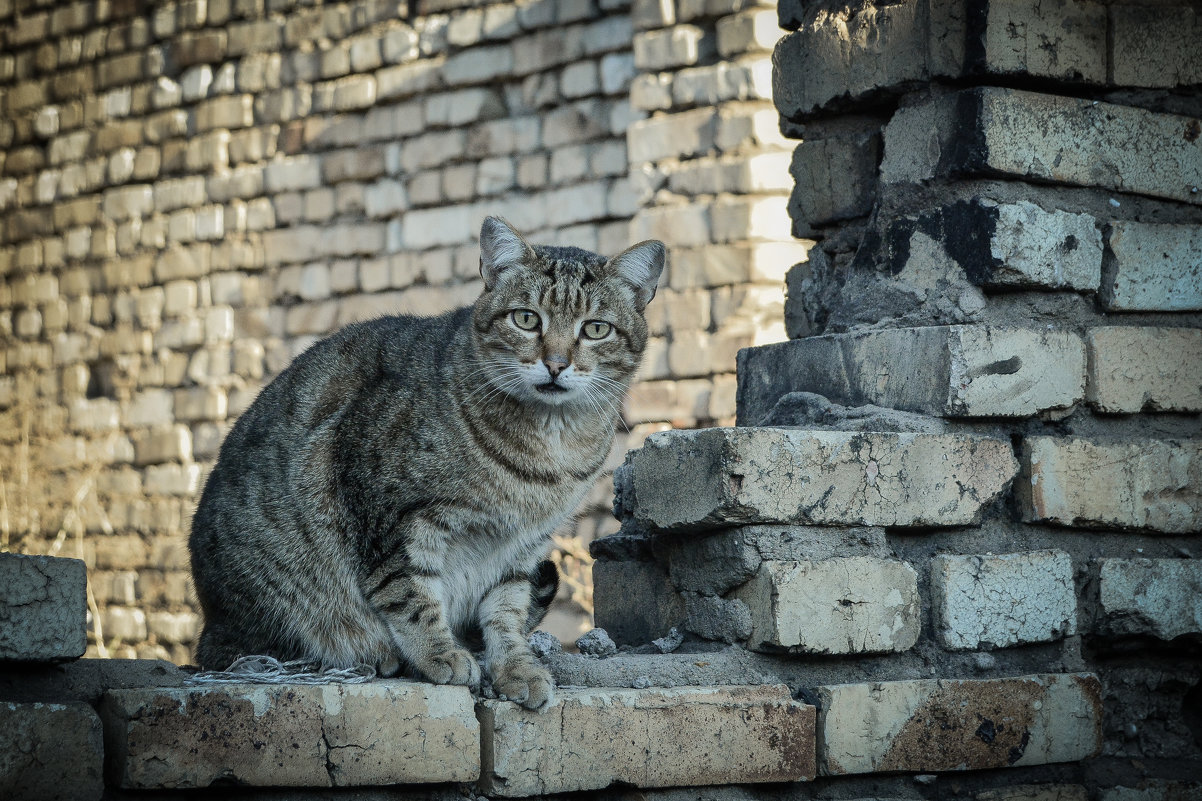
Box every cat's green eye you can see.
[581,321,613,340]
[511,309,541,331]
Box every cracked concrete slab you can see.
[478,684,814,796]
[627,427,1018,530]
[99,680,479,788]
[0,553,88,662]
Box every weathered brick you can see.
[738,325,1086,424]
[1102,222,1202,311]
[0,553,87,661]
[1019,437,1202,534]
[882,88,1202,206]
[1111,6,1202,88]
[817,673,1102,774]
[0,701,103,801]
[1087,326,1202,414]
[932,550,1077,651]
[672,59,772,107]
[479,685,814,796]
[733,557,920,654]
[101,681,478,788]
[1097,558,1202,640]
[775,0,1104,120]
[788,126,881,229]
[626,428,1018,530]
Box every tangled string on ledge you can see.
[185,655,377,686]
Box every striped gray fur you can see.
[189,217,664,710]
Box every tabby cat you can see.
[189,216,664,710]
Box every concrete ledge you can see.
[479,684,815,796]
[1,701,103,801]
[628,428,1018,530]
[0,553,88,662]
[818,673,1103,775]
[1019,437,1202,533]
[100,680,479,788]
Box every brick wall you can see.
[590,0,1202,795]
[0,0,791,660]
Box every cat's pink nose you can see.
[544,355,569,378]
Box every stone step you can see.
[1018,436,1202,534]
[621,427,1018,531]
[479,684,814,796]
[0,552,88,662]
[1,701,104,801]
[817,673,1102,775]
[100,681,481,788]
[882,87,1202,207]
[736,325,1086,425]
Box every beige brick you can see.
[633,25,703,70]
[627,107,714,163]
[818,674,1102,774]
[142,463,202,496]
[101,682,479,788]
[0,553,87,661]
[1098,558,1202,640]
[716,8,780,56]
[734,557,920,654]
[376,57,446,101]
[1019,436,1202,534]
[0,701,103,801]
[173,385,227,422]
[1103,222,1202,311]
[672,59,772,107]
[627,428,1018,530]
[932,550,1077,651]
[479,685,814,796]
[133,425,191,466]
[1087,326,1202,413]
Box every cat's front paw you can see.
[420,647,481,689]
[492,658,556,711]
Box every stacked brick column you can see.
[589,0,1201,795]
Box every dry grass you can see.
[551,532,594,617]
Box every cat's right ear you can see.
[479,216,533,290]
[607,240,666,308]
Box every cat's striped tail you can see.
[524,559,559,633]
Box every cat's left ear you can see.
[479,216,534,290]
[606,240,666,308]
